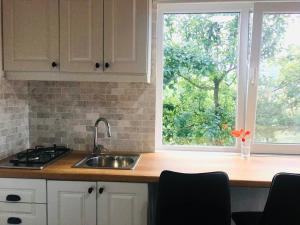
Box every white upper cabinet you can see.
[3,0,59,72]
[60,0,103,72]
[2,0,151,82]
[104,0,150,74]
[97,182,148,225]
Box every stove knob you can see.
[35,145,44,150]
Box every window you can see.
[156,2,300,153]
[246,3,300,154]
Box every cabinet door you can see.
[3,0,59,71]
[60,0,103,72]
[48,181,97,225]
[104,0,150,74]
[97,182,148,225]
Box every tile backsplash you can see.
[28,81,155,152]
[0,79,29,157]
[0,78,156,155]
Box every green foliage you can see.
[261,15,288,59]
[163,13,239,146]
[162,13,288,146]
[256,46,300,142]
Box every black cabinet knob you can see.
[51,62,57,68]
[7,217,22,224]
[95,62,101,68]
[6,194,21,202]
[88,187,94,194]
[99,187,104,194]
[105,62,110,68]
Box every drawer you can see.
[0,202,46,225]
[0,178,46,203]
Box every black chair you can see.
[156,170,231,225]
[232,173,300,225]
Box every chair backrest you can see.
[156,170,231,225]
[260,173,300,225]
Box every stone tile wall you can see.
[0,74,156,155]
[0,79,29,158]
[28,81,155,152]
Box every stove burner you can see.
[0,144,72,169]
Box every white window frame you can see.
[155,2,253,152]
[246,2,300,154]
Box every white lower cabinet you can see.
[48,181,97,225]
[0,202,46,225]
[47,181,148,225]
[0,178,47,225]
[97,182,148,225]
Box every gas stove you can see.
[0,145,72,170]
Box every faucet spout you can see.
[95,117,111,137]
[93,118,111,154]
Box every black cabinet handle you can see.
[95,62,101,68]
[99,187,104,194]
[88,187,94,194]
[6,194,21,202]
[104,62,110,69]
[7,217,22,224]
[51,62,57,68]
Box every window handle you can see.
[250,67,257,85]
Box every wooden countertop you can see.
[1,151,300,187]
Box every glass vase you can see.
[241,139,251,159]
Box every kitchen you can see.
[0,0,300,225]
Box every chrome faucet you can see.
[93,118,111,155]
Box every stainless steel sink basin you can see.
[73,154,140,170]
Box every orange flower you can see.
[231,129,251,141]
[231,129,242,138]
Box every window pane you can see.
[162,13,240,146]
[255,14,300,144]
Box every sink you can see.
[73,154,140,170]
